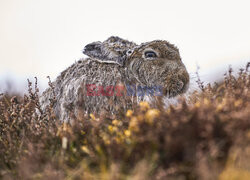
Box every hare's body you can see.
[40,59,132,121]
[40,36,189,122]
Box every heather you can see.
[0,64,249,180]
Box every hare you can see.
[40,36,189,122]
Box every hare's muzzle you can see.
[163,68,189,98]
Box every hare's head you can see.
[83,37,189,98]
[126,40,189,97]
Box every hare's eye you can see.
[127,50,132,54]
[144,51,157,58]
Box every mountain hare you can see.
[40,36,189,122]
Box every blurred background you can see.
[0,0,249,94]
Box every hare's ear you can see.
[83,36,137,66]
[82,41,103,59]
[83,42,128,66]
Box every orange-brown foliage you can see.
[0,63,249,179]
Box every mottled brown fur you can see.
[40,37,189,122]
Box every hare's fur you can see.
[40,36,189,122]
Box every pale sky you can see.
[0,0,249,92]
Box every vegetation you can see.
[0,63,249,180]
